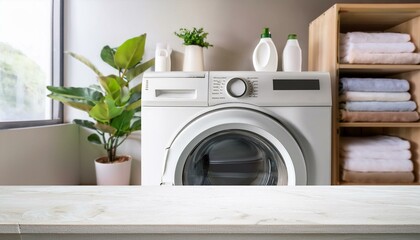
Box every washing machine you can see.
[141,71,331,185]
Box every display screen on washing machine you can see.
[273,79,320,90]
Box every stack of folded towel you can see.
[340,32,420,64]
[340,135,415,184]
[340,77,420,122]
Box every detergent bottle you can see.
[155,43,172,72]
[252,28,278,72]
[282,34,302,72]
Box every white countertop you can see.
[1,186,420,238]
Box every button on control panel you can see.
[227,78,248,98]
[211,76,258,100]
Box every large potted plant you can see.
[174,27,213,71]
[47,34,154,185]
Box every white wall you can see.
[0,124,79,185]
[64,0,420,185]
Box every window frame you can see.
[0,0,63,129]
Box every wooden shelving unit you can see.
[309,3,420,185]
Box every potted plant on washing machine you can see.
[174,27,213,71]
[47,34,154,185]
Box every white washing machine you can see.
[141,71,331,185]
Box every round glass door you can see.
[160,107,307,186]
[182,130,288,185]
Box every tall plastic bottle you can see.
[282,34,302,72]
[252,28,278,72]
[155,43,172,72]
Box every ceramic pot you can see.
[94,155,132,185]
[183,45,204,71]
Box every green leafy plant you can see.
[47,34,154,163]
[174,27,213,48]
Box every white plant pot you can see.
[95,156,132,185]
[183,45,204,71]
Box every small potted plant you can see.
[47,34,154,185]
[174,27,213,71]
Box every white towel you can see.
[339,91,411,102]
[340,149,412,161]
[340,101,417,112]
[341,52,420,64]
[340,78,410,92]
[340,42,416,54]
[340,135,410,151]
[342,158,413,172]
[340,32,411,43]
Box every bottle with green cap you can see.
[282,33,302,72]
[252,27,278,72]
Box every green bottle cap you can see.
[261,28,271,38]
[288,34,297,39]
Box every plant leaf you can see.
[67,51,103,76]
[130,119,141,131]
[114,34,146,70]
[47,86,103,103]
[88,84,103,92]
[47,94,94,112]
[95,123,117,135]
[130,83,142,94]
[111,110,135,136]
[89,96,124,123]
[100,45,117,69]
[88,133,102,144]
[126,99,141,111]
[73,119,96,130]
[120,86,131,105]
[98,75,122,100]
[126,58,155,81]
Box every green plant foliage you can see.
[100,46,117,69]
[47,34,154,163]
[174,27,213,48]
[114,34,146,70]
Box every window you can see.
[0,0,62,128]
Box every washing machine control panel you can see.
[209,71,331,107]
[142,71,331,107]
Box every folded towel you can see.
[340,42,416,55]
[340,32,411,43]
[340,52,420,64]
[342,158,413,172]
[341,170,415,183]
[339,91,411,102]
[340,149,411,160]
[340,101,417,112]
[340,110,420,122]
[340,135,410,151]
[340,78,409,92]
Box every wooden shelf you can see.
[338,3,420,32]
[339,122,420,128]
[339,64,420,74]
[309,3,420,185]
[340,182,420,185]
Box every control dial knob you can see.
[226,78,249,98]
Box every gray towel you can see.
[340,78,410,92]
[341,101,417,112]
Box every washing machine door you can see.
[161,108,307,185]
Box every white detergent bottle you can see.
[155,43,172,72]
[252,28,278,72]
[282,34,302,72]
